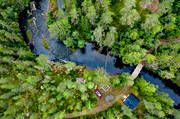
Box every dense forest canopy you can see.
[0,0,180,119]
[48,0,180,86]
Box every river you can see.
[19,0,180,108]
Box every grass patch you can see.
[28,19,33,24]
[42,36,50,49]
[26,30,31,40]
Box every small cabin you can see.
[123,94,140,109]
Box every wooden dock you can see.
[131,63,144,79]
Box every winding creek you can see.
[19,0,180,108]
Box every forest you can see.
[48,0,180,86]
[0,0,180,119]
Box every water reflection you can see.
[19,0,180,108]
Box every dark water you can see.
[19,0,180,108]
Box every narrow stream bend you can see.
[19,0,180,108]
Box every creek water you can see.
[19,0,180,108]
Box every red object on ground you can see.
[95,90,103,99]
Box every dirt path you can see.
[64,87,131,118]
[147,38,180,54]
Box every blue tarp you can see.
[123,94,140,109]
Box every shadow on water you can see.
[19,0,180,108]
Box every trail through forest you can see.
[64,87,131,118]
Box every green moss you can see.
[26,30,31,40]
[42,37,50,49]
[30,2,34,7]
[27,10,32,16]
[28,19,33,24]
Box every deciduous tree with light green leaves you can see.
[81,0,92,14]
[119,73,134,87]
[120,8,140,27]
[145,54,156,63]
[100,9,114,27]
[157,0,175,16]
[123,0,136,9]
[69,4,79,24]
[135,77,156,96]
[50,18,71,41]
[121,45,147,65]
[1,0,180,118]
[142,13,160,32]
[103,27,117,47]
[86,5,97,25]
[97,0,110,11]
[91,25,104,46]
[158,70,175,79]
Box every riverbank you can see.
[20,0,180,107]
[1,0,180,118]
[132,38,180,83]
[47,0,180,89]
[64,37,180,118]
[46,0,58,25]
